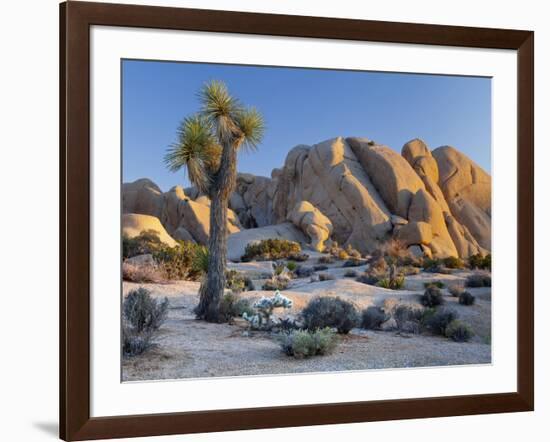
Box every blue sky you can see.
[123,60,491,191]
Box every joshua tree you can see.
[165,81,264,321]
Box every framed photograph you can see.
[60,1,534,440]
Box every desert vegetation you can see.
[121,84,492,379]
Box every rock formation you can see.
[122,136,491,260]
[122,213,177,247]
[123,181,241,245]
[271,137,392,254]
[287,200,333,251]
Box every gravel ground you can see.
[122,274,492,381]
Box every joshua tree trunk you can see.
[195,141,239,321]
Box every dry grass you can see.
[122,262,164,283]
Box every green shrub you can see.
[123,287,169,333]
[122,230,163,259]
[241,239,302,262]
[361,306,390,330]
[377,275,405,290]
[344,269,358,278]
[468,253,491,270]
[225,270,251,293]
[421,286,444,307]
[466,273,491,288]
[301,297,360,334]
[424,280,445,289]
[423,308,458,335]
[218,292,254,322]
[191,246,209,274]
[393,304,424,334]
[459,291,476,306]
[279,328,338,358]
[318,256,334,264]
[443,256,464,269]
[445,320,474,342]
[286,261,298,272]
[152,241,205,280]
[423,257,442,270]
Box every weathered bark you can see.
[195,140,239,321]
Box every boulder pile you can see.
[123,136,490,261]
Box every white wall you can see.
[0,0,547,441]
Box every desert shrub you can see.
[152,241,205,281]
[191,246,209,274]
[295,265,314,278]
[376,264,405,290]
[274,262,286,276]
[377,238,407,259]
[421,286,444,307]
[468,253,491,270]
[286,261,298,272]
[424,280,445,289]
[280,328,338,358]
[218,292,254,322]
[123,287,169,333]
[377,275,405,290]
[344,269,358,278]
[262,276,290,291]
[122,262,163,283]
[361,306,390,330]
[241,239,302,262]
[324,241,351,260]
[122,323,152,357]
[274,317,301,332]
[443,256,464,269]
[459,291,476,306]
[423,307,458,335]
[318,256,334,264]
[356,273,380,285]
[342,259,363,267]
[243,291,293,330]
[448,283,465,297]
[400,265,420,276]
[337,249,349,260]
[291,253,310,262]
[393,304,424,334]
[314,264,329,271]
[225,270,251,293]
[466,273,491,288]
[345,244,362,259]
[318,273,335,281]
[368,255,388,272]
[122,230,163,259]
[301,297,360,334]
[445,320,474,342]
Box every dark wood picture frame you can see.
[60,1,534,440]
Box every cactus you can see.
[243,290,293,330]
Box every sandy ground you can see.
[122,268,492,381]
